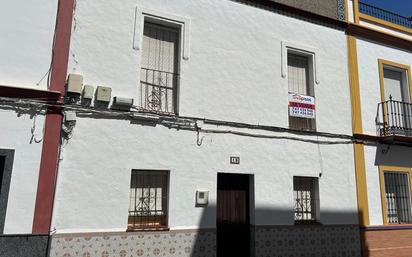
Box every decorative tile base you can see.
[255,225,361,257]
[50,225,361,257]
[50,229,216,257]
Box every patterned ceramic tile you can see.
[50,230,216,257]
[337,0,346,21]
[50,225,360,257]
[255,225,361,257]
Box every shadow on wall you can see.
[191,204,362,257]
[375,144,412,167]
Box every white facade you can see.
[0,0,57,234]
[346,0,412,228]
[0,0,57,89]
[357,39,412,225]
[0,110,45,234]
[51,0,358,234]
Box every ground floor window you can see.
[382,171,412,224]
[293,176,319,223]
[128,170,169,230]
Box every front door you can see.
[217,173,251,257]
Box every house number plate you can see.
[230,156,240,164]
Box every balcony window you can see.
[376,60,412,137]
[140,22,180,114]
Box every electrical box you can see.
[83,85,94,99]
[112,97,134,111]
[65,111,77,122]
[196,190,209,206]
[95,86,112,102]
[67,74,83,94]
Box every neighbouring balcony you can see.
[139,68,179,114]
[359,2,412,29]
[376,97,412,137]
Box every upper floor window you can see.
[376,60,412,137]
[382,67,410,103]
[288,52,316,131]
[140,21,180,114]
[128,170,169,230]
[294,176,319,224]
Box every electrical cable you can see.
[0,95,398,147]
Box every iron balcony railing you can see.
[376,97,412,137]
[359,2,412,29]
[139,68,179,114]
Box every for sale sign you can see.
[288,93,316,119]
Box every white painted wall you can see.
[0,0,57,89]
[347,0,354,23]
[67,0,352,133]
[51,0,357,233]
[52,118,357,233]
[0,110,45,234]
[357,39,412,225]
[364,145,383,225]
[357,39,412,136]
[359,20,412,41]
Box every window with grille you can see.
[288,53,316,131]
[140,21,180,114]
[384,172,412,224]
[128,170,169,230]
[294,176,319,223]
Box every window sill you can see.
[362,224,412,231]
[294,220,321,226]
[127,226,170,232]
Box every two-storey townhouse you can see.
[0,1,75,256]
[346,1,412,256]
[47,0,363,257]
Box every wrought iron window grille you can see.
[128,170,169,230]
[139,68,179,114]
[294,176,319,223]
[384,172,412,224]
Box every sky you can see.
[361,0,412,17]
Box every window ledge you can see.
[127,227,170,232]
[294,220,321,226]
[362,224,412,231]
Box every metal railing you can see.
[376,97,412,137]
[139,68,179,114]
[359,2,412,29]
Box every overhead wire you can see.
[0,95,388,147]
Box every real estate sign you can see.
[288,93,315,119]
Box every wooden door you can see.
[217,173,250,257]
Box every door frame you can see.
[216,172,255,257]
[0,149,15,234]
